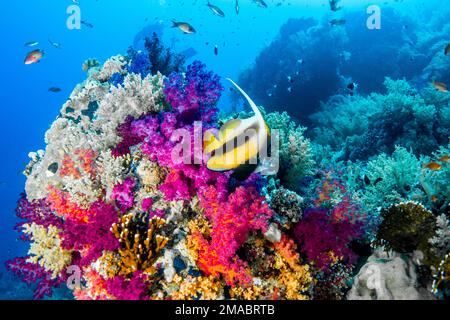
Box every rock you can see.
[264,223,282,243]
[347,249,434,300]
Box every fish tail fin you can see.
[171,20,178,28]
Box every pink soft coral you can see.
[111,177,136,212]
[193,186,274,286]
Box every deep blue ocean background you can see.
[0,0,448,299]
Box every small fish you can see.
[432,80,448,93]
[235,0,240,14]
[364,175,370,186]
[214,45,219,56]
[438,155,449,163]
[81,20,94,28]
[287,76,294,83]
[48,38,61,49]
[172,20,196,34]
[287,86,293,93]
[330,19,346,26]
[204,79,271,180]
[49,87,62,93]
[431,195,438,202]
[423,162,442,171]
[253,0,268,8]
[24,49,44,65]
[445,43,450,56]
[207,1,225,17]
[25,41,39,47]
[329,0,342,12]
[46,162,59,177]
[347,82,358,91]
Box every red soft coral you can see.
[193,186,274,286]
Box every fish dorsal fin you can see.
[226,78,264,122]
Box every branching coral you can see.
[111,214,169,276]
[361,146,423,212]
[264,111,315,190]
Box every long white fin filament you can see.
[226,78,264,123]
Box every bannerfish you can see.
[25,41,39,47]
[204,79,270,180]
[253,0,268,8]
[24,49,44,65]
[432,80,448,93]
[207,2,225,17]
[444,43,450,55]
[235,0,240,14]
[423,161,442,171]
[172,20,196,34]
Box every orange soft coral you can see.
[59,148,98,179]
[46,185,91,222]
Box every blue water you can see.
[0,0,447,299]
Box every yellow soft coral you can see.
[272,235,312,300]
[24,223,72,278]
[171,275,223,300]
[229,285,264,300]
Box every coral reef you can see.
[8,20,450,300]
[312,79,450,161]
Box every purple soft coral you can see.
[61,201,120,267]
[5,257,62,299]
[294,207,363,271]
[111,177,136,212]
[164,60,223,123]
